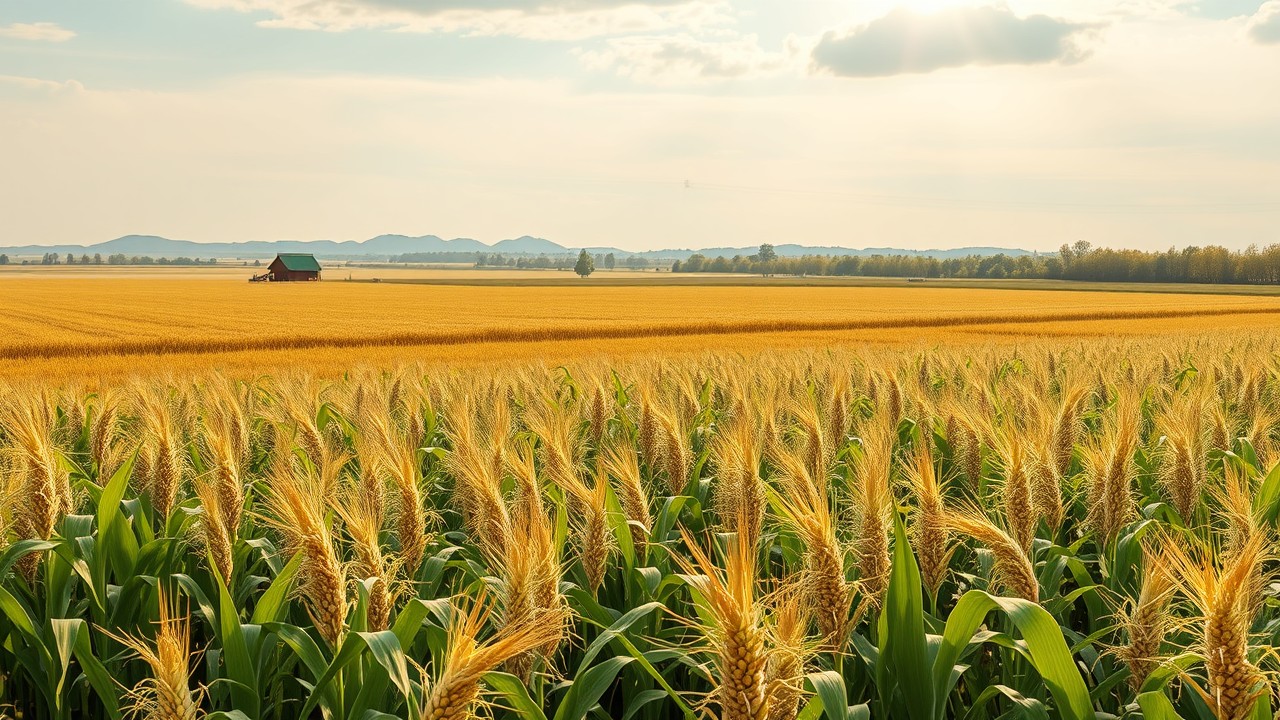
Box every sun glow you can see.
[887,0,979,13]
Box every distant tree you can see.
[680,254,706,273]
[625,255,646,269]
[757,243,777,262]
[604,253,615,270]
[1072,240,1092,258]
[0,254,7,265]
[93,253,103,265]
[574,249,595,278]
[253,259,262,267]
[66,253,75,265]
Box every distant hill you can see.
[0,234,1034,261]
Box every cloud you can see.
[0,75,84,95]
[183,0,730,40]
[811,5,1100,77]
[577,33,794,84]
[0,22,76,42]
[1247,0,1280,42]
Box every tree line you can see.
[671,241,1280,284]
[474,252,657,270]
[0,253,222,266]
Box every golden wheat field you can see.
[7,273,1280,382]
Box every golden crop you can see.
[2,328,1280,719]
[5,276,1280,382]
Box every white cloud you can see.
[577,33,795,84]
[0,75,84,95]
[1247,0,1280,42]
[0,22,76,42]
[812,5,1102,77]
[183,0,731,40]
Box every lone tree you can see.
[574,249,595,278]
[755,243,778,277]
[604,253,615,270]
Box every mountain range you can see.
[0,234,1035,261]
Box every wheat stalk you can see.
[419,594,564,720]
[764,583,813,720]
[851,416,894,613]
[712,411,765,551]
[902,443,954,602]
[1116,549,1175,691]
[107,588,203,720]
[260,452,347,649]
[771,444,850,650]
[600,441,651,551]
[945,509,1039,603]
[0,389,70,581]
[678,516,769,720]
[1165,532,1271,720]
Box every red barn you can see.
[260,253,321,282]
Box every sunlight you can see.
[888,0,978,13]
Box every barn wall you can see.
[272,270,319,282]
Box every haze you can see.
[1,0,1278,252]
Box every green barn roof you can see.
[274,253,321,272]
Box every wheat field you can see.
[6,275,1280,382]
[2,326,1280,719]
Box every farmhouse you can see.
[253,253,322,282]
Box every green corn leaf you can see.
[1137,691,1182,720]
[486,671,550,720]
[964,684,1050,720]
[50,618,122,720]
[0,539,57,580]
[249,551,302,625]
[797,696,824,720]
[619,689,670,720]
[357,630,416,714]
[1253,459,1280,525]
[552,655,635,720]
[808,670,854,720]
[215,566,260,719]
[877,513,934,720]
[933,590,1093,720]
[97,451,140,582]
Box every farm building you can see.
[252,253,322,282]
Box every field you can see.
[3,271,1280,720]
[7,271,1280,382]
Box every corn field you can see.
[2,340,1280,720]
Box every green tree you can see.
[93,253,103,264]
[604,253,615,270]
[757,243,777,262]
[0,253,7,265]
[574,249,595,278]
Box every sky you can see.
[1,0,1278,252]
